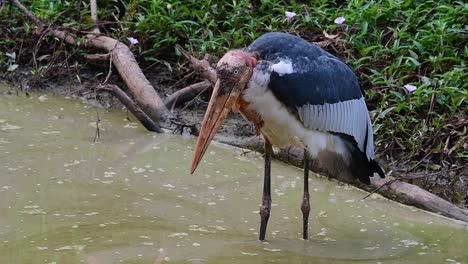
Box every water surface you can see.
[0,86,467,264]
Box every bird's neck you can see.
[232,95,263,135]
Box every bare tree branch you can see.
[176,44,217,83]
[89,0,100,33]
[164,80,211,110]
[97,84,163,133]
[84,53,110,63]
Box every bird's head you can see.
[191,50,257,174]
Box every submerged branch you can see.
[97,84,163,133]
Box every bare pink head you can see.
[191,50,257,174]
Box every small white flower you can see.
[167,3,172,14]
[403,84,417,93]
[334,16,346,25]
[285,11,297,21]
[127,37,139,47]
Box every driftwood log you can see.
[216,134,468,223]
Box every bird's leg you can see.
[259,138,272,241]
[301,149,310,240]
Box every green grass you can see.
[1,0,467,172]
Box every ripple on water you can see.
[168,233,188,237]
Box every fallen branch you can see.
[84,53,111,64]
[164,80,211,110]
[370,176,468,222]
[9,0,171,125]
[176,44,217,84]
[97,84,163,133]
[216,136,468,222]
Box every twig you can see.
[425,93,436,128]
[111,12,124,31]
[164,80,210,110]
[93,88,101,142]
[176,44,217,83]
[93,107,101,142]
[165,71,194,91]
[103,53,113,84]
[84,53,110,63]
[362,178,398,200]
[92,48,114,141]
[90,0,100,33]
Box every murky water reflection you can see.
[1,86,467,264]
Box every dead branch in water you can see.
[97,84,163,133]
[218,136,468,222]
[9,0,171,127]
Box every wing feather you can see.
[299,98,374,159]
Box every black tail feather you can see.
[340,135,385,185]
[348,149,385,185]
[317,133,386,185]
[369,159,385,178]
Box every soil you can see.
[1,66,467,210]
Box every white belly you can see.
[242,89,349,159]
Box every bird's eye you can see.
[233,68,240,75]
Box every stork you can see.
[190,32,385,241]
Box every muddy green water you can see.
[0,87,467,264]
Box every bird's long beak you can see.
[190,78,244,174]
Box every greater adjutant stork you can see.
[190,32,385,241]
